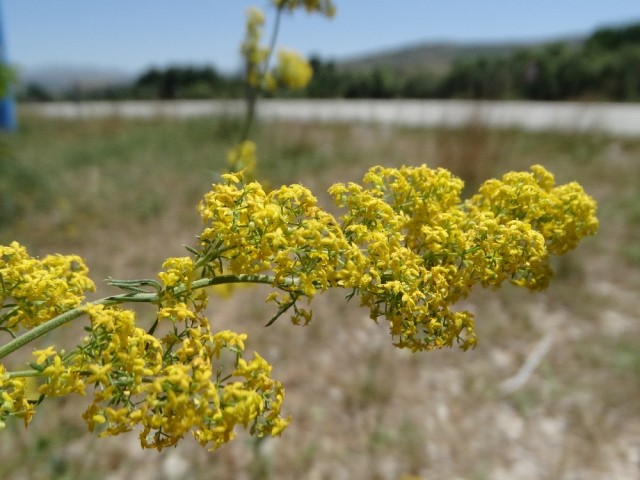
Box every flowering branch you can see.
[0,273,289,363]
[0,0,600,454]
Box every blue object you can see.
[0,0,16,132]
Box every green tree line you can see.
[305,22,640,101]
[19,21,640,102]
[20,66,245,102]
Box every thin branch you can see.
[262,5,284,78]
[238,5,284,144]
[7,369,43,379]
[0,273,282,362]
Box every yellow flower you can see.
[39,354,85,397]
[85,363,113,385]
[0,242,95,331]
[241,7,269,88]
[0,365,36,428]
[226,140,257,173]
[158,257,195,289]
[273,49,313,89]
[158,302,195,322]
[33,346,58,365]
[212,330,247,357]
[328,164,597,351]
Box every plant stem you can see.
[7,369,43,379]
[263,6,284,78]
[238,5,284,145]
[0,274,280,362]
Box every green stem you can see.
[7,369,43,379]
[0,274,280,362]
[238,84,258,147]
[238,5,284,146]
[263,6,284,79]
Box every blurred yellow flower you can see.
[273,49,313,89]
[226,140,258,173]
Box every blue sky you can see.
[4,0,640,75]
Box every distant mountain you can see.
[14,36,583,95]
[338,37,583,74]
[17,64,134,94]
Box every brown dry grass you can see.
[1,112,639,479]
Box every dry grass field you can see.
[1,111,639,479]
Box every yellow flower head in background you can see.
[227,140,258,174]
[241,7,269,87]
[273,49,313,90]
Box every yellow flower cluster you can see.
[226,140,258,174]
[0,241,95,332]
[329,166,476,350]
[24,302,289,450]
[241,4,323,93]
[0,365,34,429]
[198,171,357,323]
[241,7,269,88]
[329,164,598,350]
[272,50,313,90]
[158,256,195,289]
[195,165,597,351]
[33,346,85,397]
[468,165,599,256]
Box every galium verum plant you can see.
[0,0,598,452]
